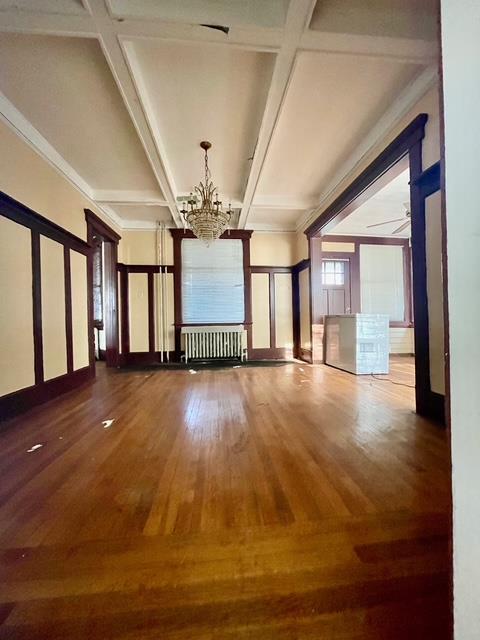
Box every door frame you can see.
[85,209,121,368]
[304,114,445,423]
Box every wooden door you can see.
[321,258,351,315]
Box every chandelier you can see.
[180,141,232,243]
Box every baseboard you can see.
[0,365,95,422]
[249,348,294,360]
[120,351,177,366]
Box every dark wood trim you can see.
[103,242,119,367]
[0,192,96,417]
[291,259,310,359]
[63,246,73,374]
[305,114,428,237]
[85,241,95,372]
[0,365,94,422]
[170,229,253,360]
[0,190,90,254]
[243,235,253,357]
[31,230,44,385]
[292,258,310,274]
[147,272,155,353]
[302,115,445,422]
[117,263,175,274]
[85,210,120,369]
[119,267,130,355]
[292,269,300,359]
[321,234,408,246]
[84,209,121,243]
[250,266,292,274]
[411,161,444,423]
[249,348,292,360]
[318,244,412,325]
[268,272,275,349]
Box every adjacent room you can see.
[1,1,478,638]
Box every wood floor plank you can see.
[0,358,451,638]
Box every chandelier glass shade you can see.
[181,141,232,243]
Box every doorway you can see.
[306,115,445,424]
[85,209,120,368]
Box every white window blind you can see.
[360,244,405,321]
[182,239,244,323]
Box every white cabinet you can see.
[324,314,389,375]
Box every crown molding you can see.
[0,92,123,231]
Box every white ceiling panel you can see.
[310,0,438,40]
[0,33,162,194]
[249,207,302,230]
[0,0,86,14]
[124,39,275,204]
[256,51,423,202]
[108,204,173,224]
[330,169,411,237]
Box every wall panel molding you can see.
[0,191,93,420]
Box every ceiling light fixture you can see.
[180,141,232,244]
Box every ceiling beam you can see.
[297,65,438,233]
[300,31,438,64]
[83,0,183,227]
[237,0,317,229]
[0,9,437,62]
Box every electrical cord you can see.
[370,373,415,389]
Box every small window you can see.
[321,260,345,285]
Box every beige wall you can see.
[128,272,149,352]
[294,231,309,263]
[0,120,123,399]
[41,236,67,380]
[274,273,293,352]
[425,191,445,394]
[441,2,480,636]
[250,232,296,266]
[0,217,35,396]
[322,241,355,253]
[70,250,89,370]
[251,273,270,349]
[0,119,120,241]
[119,229,173,265]
[154,272,175,352]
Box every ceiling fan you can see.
[367,202,411,235]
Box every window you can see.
[182,239,244,323]
[360,245,405,321]
[321,260,345,285]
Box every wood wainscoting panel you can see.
[274,273,293,353]
[40,236,67,381]
[251,272,271,349]
[0,359,451,638]
[128,273,149,353]
[0,217,35,396]
[70,250,89,371]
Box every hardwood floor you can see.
[0,358,451,638]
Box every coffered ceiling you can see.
[0,0,439,231]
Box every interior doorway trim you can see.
[304,114,445,423]
[85,209,121,368]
